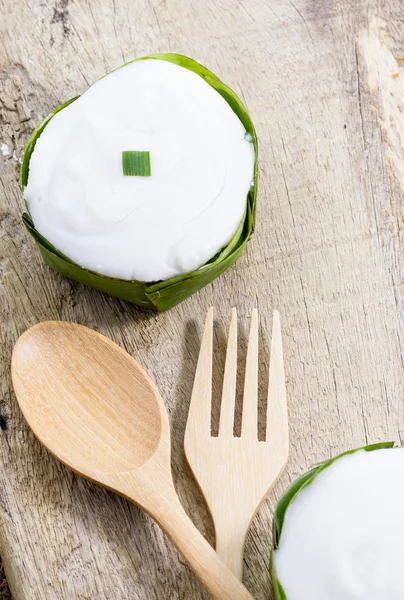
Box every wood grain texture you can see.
[0,0,403,598]
[184,309,288,580]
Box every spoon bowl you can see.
[12,321,253,600]
[12,321,165,484]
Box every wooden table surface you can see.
[1,0,403,598]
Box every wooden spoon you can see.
[11,321,254,600]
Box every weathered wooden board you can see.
[0,0,403,598]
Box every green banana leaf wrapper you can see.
[20,54,258,311]
[270,441,395,600]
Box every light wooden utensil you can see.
[185,308,289,579]
[11,321,255,600]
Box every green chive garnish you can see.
[122,151,151,176]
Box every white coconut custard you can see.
[274,448,404,600]
[24,59,255,282]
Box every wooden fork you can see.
[184,308,289,580]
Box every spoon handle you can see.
[150,490,255,600]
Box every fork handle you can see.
[149,489,254,600]
[216,521,250,581]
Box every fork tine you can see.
[266,311,289,457]
[241,308,259,438]
[187,307,214,435]
[218,308,238,438]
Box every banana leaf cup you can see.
[20,54,258,311]
[270,441,395,599]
